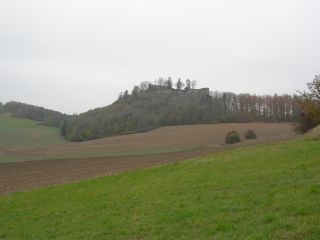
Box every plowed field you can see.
[0,123,295,194]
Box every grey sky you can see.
[0,0,319,114]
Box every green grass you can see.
[1,138,320,239]
[0,116,65,147]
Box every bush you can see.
[305,125,320,140]
[225,131,241,144]
[244,130,257,139]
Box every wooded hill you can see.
[1,101,65,127]
[1,79,300,142]
[63,80,300,141]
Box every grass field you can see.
[0,116,64,147]
[0,138,319,239]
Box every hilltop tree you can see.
[184,79,191,91]
[140,81,149,91]
[157,77,166,86]
[166,77,173,89]
[132,86,141,98]
[176,78,185,90]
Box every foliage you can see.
[244,129,257,139]
[304,124,320,141]
[64,78,299,141]
[1,139,320,239]
[0,102,4,113]
[60,115,67,136]
[296,75,320,133]
[225,130,241,144]
[3,101,66,127]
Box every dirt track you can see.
[0,132,296,195]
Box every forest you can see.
[2,101,65,127]
[63,78,300,141]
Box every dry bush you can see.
[245,130,257,139]
[225,131,241,144]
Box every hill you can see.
[0,138,319,239]
[2,101,65,127]
[64,81,299,141]
[0,115,65,147]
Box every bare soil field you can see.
[0,123,294,162]
[0,123,296,194]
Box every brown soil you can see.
[0,123,296,195]
[0,123,294,158]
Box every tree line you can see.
[63,78,300,141]
[2,101,66,127]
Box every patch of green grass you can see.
[0,116,65,147]
[0,138,320,239]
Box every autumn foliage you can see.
[296,75,320,133]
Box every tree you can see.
[61,114,67,137]
[0,102,4,113]
[140,81,149,91]
[296,75,320,133]
[157,77,166,86]
[132,85,141,97]
[176,78,184,90]
[184,79,191,91]
[166,77,173,89]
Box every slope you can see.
[0,138,319,239]
[0,116,65,147]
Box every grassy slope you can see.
[0,138,320,239]
[0,116,64,147]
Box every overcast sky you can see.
[0,0,319,114]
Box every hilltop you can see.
[0,79,300,142]
[64,80,299,141]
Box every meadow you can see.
[0,138,319,239]
[0,116,64,147]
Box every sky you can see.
[0,0,319,114]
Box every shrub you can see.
[305,125,320,140]
[225,131,241,144]
[245,130,257,139]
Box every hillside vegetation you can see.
[0,138,319,239]
[0,116,64,147]
[0,79,301,142]
[296,75,320,133]
[64,80,299,141]
[2,101,65,127]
